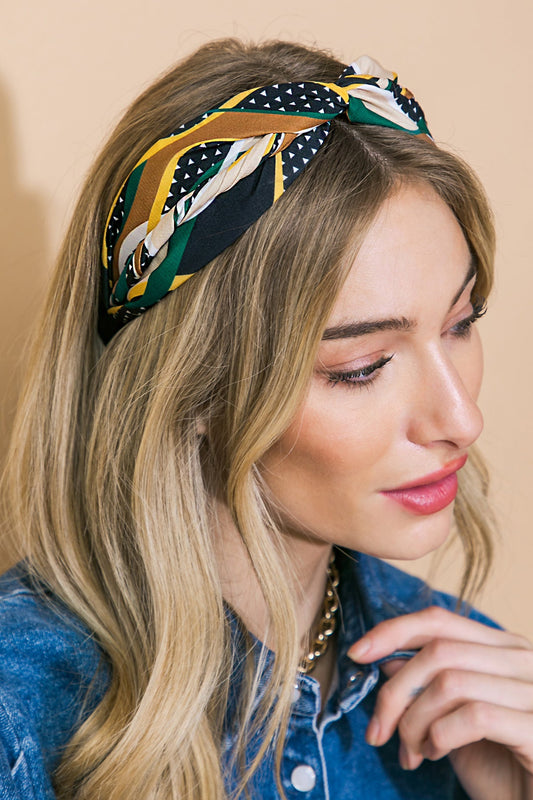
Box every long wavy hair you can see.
[1,38,496,799]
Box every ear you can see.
[196,419,207,436]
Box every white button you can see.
[291,764,316,792]
[292,684,301,703]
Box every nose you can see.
[406,346,484,451]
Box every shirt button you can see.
[291,684,301,703]
[291,764,316,792]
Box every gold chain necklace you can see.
[298,553,340,674]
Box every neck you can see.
[213,500,332,649]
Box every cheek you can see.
[261,385,394,485]
[258,385,399,541]
[457,329,484,401]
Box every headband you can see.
[99,56,430,342]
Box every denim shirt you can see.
[0,551,500,799]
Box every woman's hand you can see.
[347,607,533,800]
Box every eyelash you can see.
[326,355,394,390]
[447,295,487,339]
[326,296,487,390]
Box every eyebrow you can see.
[321,258,477,341]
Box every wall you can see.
[1,0,532,637]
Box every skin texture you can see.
[347,609,533,800]
[218,183,533,798]
[260,182,484,561]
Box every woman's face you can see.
[259,183,484,560]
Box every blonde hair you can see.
[1,38,496,800]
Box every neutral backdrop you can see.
[1,1,532,638]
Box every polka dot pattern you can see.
[99,57,430,343]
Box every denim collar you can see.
[224,548,421,729]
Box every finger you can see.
[348,606,531,663]
[423,703,533,773]
[380,659,406,679]
[396,670,533,769]
[367,640,533,746]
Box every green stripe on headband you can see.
[99,56,430,343]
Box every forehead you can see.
[328,183,472,324]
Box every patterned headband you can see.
[99,55,430,342]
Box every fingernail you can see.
[348,638,371,661]
[422,741,437,760]
[398,742,410,770]
[366,715,380,746]
[399,744,423,771]
[409,752,424,770]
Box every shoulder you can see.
[0,563,110,798]
[343,549,502,630]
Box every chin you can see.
[350,504,456,562]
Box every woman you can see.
[1,37,532,800]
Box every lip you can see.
[385,455,468,492]
[381,455,468,516]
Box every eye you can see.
[447,296,487,340]
[326,354,394,389]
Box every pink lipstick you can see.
[381,455,468,516]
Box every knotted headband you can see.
[99,56,430,342]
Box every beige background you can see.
[1,2,532,637]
